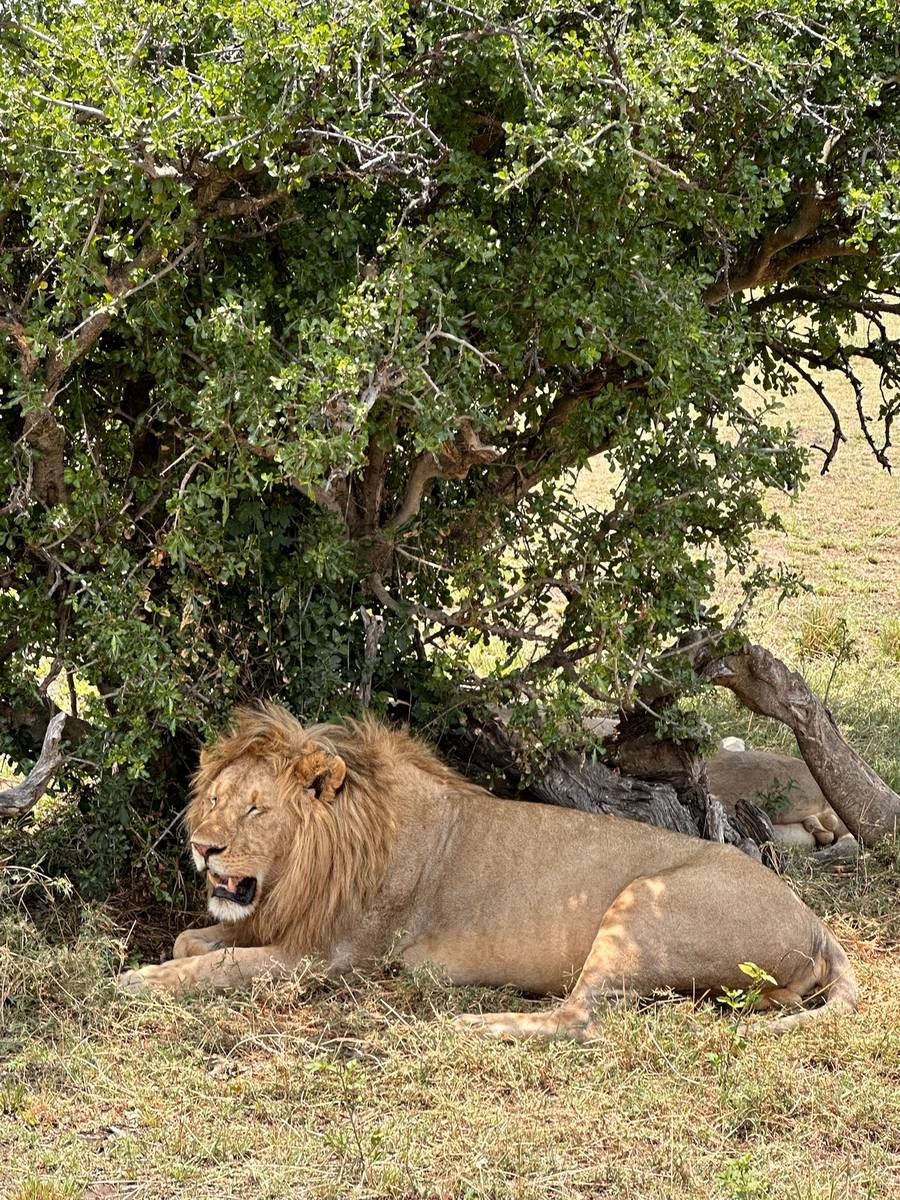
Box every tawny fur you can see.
[189,706,404,956]
[121,703,859,1039]
[707,749,851,846]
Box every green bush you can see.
[2,1,898,885]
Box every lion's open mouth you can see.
[209,871,257,906]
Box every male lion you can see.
[120,704,858,1039]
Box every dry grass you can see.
[2,363,899,1200]
[1,844,899,1200]
[719,375,899,677]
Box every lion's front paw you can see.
[453,1012,488,1032]
[117,968,151,994]
[116,961,191,995]
[172,930,223,960]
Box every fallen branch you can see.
[0,710,67,817]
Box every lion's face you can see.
[187,756,291,923]
[187,729,349,925]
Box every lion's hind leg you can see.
[454,1005,602,1043]
[455,861,832,1042]
[453,881,663,1043]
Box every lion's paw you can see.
[116,962,189,995]
[453,1012,488,1031]
[453,1007,600,1043]
[172,930,223,960]
[453,1011,523,1040]
[117,967,152,994]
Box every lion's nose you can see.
[192,842,224,861]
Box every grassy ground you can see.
[2,367,899,1200]
[1,847,899,1200]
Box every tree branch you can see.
[385,419,500,532]
[776,350,846,473]
[703,189,842,305]
[745,286,900,317]
[368,573,554,644]
[0,710,67,818]
[693,641,900,845]
[764,333,896,470]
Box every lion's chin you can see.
[208,893,258,922]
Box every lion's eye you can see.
[209,795,218,810]
[246,804,258,816]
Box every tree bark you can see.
[0,710,67,817]
[442,712,775,860]
[0,701,92,756]
[695,642,900,846]
[526,754,698,836]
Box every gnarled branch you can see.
[701,187,868,305]
[0,710,67,818]
[385,419,500,532]
[694,641,900,845]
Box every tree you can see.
[2,1,898,881]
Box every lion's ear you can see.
[296,751,346,803]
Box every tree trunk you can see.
[442,712,778,863]
[695,641,900,846]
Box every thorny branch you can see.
[764,333,897,471]
[367,572,556,645]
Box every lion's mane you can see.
[189,704,461,956]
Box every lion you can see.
[119,703,858,1039]
[707,748,853,850]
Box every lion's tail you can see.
[761,926,859,1035]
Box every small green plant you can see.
[794,601,860,706]
[754,776,797,819]
[0,1081,27,1116]
[719,961,778,1019]
[10,1178,81,1200]
[315,1059,389,1181]
[716,1152,771,1199]
[709,962,778,1098]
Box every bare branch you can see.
[368,573,554,644]
[764,333,896,470]
[0,710,67,818]
[839,349,892,471]
[32,92,109,122]
[211,191,281,218]
[778,351,847,473]
[385,419,500,532]
[746,286,900,318]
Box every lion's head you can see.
[188,703,393,950]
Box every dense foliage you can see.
[1,1,898,879]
